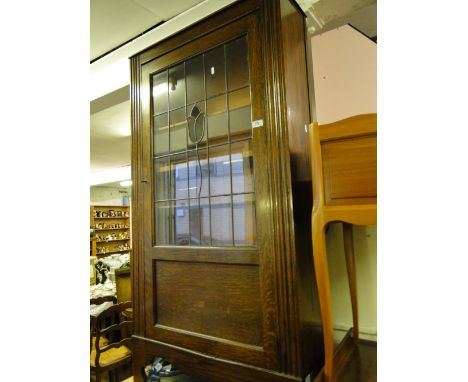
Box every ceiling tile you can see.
[91,0,162,60]
[133,0,205,20]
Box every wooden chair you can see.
[91,295,117,306]
[309,114,376,382]
[90,301,133,382]
[90,295,117,352]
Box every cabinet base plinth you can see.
[131,336,304,382]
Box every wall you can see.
[310,24,377,341]
[311,25,376,124]
[90,185,131,206]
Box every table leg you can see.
[343,223,359,345]
[312,217,334,382]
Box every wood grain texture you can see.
[154,260,263,346]
[261,0,303,375]
[322,137,376,206]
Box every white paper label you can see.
[251,119,264,128]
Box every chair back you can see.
[115,268,131,303]
[90,295,117,306]
[91,301,133,368]
[90,295,117,343]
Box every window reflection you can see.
[170,108,188,153]
[233,194,256,246]
[205,45,226,98]
[153,70,168,115]
[169,64,185,110]
[209,145,231,196]
[231,140,253,194]
[154,113,169,155]
[211,196,232,246]
[153,36,256,247]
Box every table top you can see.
[90,281,116,300]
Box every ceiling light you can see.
[120,180,132,187]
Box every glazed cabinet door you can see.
[138,12,279,370]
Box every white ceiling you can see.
[91,0,204,61]
[90,0,376,182]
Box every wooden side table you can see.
[309,114,377,382]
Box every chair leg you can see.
[312,216,334,382]
[343,223,359,345]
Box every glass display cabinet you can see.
[130,1,324,380]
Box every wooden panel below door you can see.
[154,260,263,346]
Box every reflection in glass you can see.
[169,63,185,110]
[188,149,209,198]
[190,198,210,246]
[205,45,226,98]
[153,70,168,115]
[186,55,205,105]
[171,153,188,200]
[207,94,228,145]
[154,113,169,155]
[229,87,251,139]
[155,201,172,245]
[170,107,187,153]
[231,140,254,194]
[154,156,170,201]
[226,37,249,91]
[152,37,256,248]
[209,145,231,196]
[211,196,232,246]
[233,194,256,246]
[174,200,190,246]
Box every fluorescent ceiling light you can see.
[120,180,132,187]
[223,159,243,165]
[90,165,131,186]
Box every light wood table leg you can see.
[312,217,334,382]
[343,223,359,345]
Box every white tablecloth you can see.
[90,281,116,299]
[90,301,114,317]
